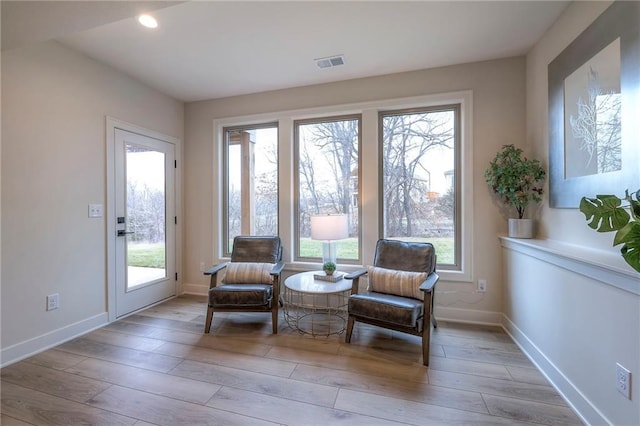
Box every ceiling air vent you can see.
[315,55,345,69]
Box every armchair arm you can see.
[345,268,368,280]
[270,261,285,276]
[204,262,228,276]
[345,268,368,295]
[204,262,229,289]
[269,261,285,300]
[419,272,439,293]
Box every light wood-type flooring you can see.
[1,295,583,425]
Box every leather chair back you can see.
[231,236,282,263]
[373,239,436,274]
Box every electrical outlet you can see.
[46,293,59,311]
[477,279,487,292]
[199,262,205,272]
[616,363,632,399]
[88,204,103,218]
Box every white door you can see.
[114,128,176,317]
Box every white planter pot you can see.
[508,218,535,239]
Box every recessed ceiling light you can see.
[137,14,158,29]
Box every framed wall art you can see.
[548,1,639,208]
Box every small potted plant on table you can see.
[322,261,336,276]
[484,144,546,238]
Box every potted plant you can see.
[579,189,640,273]
[322,261,336,276]
[484,144,546,238]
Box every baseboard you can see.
[435,306,503,326]
[501,314,608,426]
[182,282,208,296]
[0,312,108,368]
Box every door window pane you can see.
[125,143,166,288]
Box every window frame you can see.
[213,91,473,282]
[378,104,462,271]
[293,114,363,264]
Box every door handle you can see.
[117,230,135,237]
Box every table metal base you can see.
[282,272,350,337]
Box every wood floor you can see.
[1,295,583,425]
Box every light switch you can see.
[88,204,103,218]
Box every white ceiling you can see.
[3,1,569,102]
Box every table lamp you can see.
[310,214,349,265]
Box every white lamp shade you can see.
[310,214,349,241]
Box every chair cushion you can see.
[209,284,273,307]
[367,266,427,300]
[348,292,423,329]
[223,262,274,284]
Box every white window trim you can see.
[212,90,473,282]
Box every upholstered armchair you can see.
[344,239,439,366]
[204,236,284,334]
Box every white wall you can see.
[184,57,527,324]
[1,41,183,364]
[3,5,636,422]
[504,1,640,424]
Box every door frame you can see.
[106,117,182,322]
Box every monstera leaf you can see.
[579,195,630,232]
[580,190,640,273]
[616,221,640,273]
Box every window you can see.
[216,92,471,280]
[223,123,278,256]
[380,105,460,269]
[294,115,361,262]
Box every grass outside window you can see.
[298,237,453,265]
[128,243,165,268]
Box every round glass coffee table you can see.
[282,271,352,336]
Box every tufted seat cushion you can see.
[209,284,273,308]
[348,292,423,330]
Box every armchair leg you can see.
[272,307,278,334]
[204,306,214,333]
[422,324,431,366]
[345,316,355,343]
[422,291,434,366]
[431,289,438,328]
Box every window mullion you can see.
[278,118,294,263]
[361,109,379,266]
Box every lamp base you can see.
[321,241,337,265]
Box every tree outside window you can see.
[380,106,459,266]
[295,116,361,262]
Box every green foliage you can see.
[322,262,336,271]
[580,189,640,273]
[128,244,166,268]
[322,261,337,272]
[298,237,455,265]
[299,239,359,260]
[484,145,546,219]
